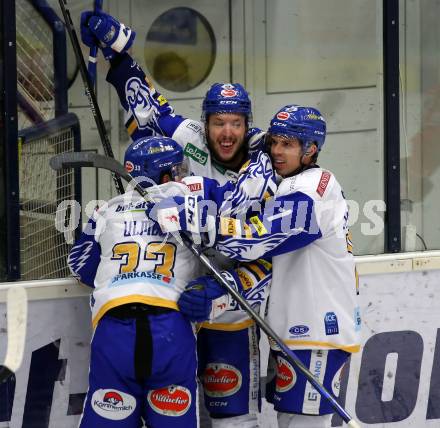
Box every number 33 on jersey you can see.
[68,191,203,328]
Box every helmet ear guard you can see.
[124,136,185,189]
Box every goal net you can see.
[15,0,81,280]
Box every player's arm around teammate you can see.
[80,10,267,427]
[153,105,362,428]
[68,137,204,428]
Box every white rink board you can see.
[0,266,439,427]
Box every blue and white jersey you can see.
[68,191,203,328]
[106,53,267,330]
[215,167,361,352]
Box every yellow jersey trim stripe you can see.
[283,339,361,353]
[92,295,178,329]
[200,318,255,331]
[246,263,266,281]
[127,119,137,137]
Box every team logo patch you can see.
[324,312,339,335]
[289,325,310,336]
[125,161,134,173]
[184,143,208,165]
[203,363,242,397]
[275,357,296,393]
[186,182,202,192]
[147,385,191,416]
[276,111,290,121]
[316,171,331,197]
[220,89,238,97]
[91,389,136,420]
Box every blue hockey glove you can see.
[246,127,266,154]
[178,275,228,322]
[80,11,135,60]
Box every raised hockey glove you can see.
[246,127,266,154]
[80,11,135,60]
[178,275,229,322]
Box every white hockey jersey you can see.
[68,191,203,328]
[215,167,361,352]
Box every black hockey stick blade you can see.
[0,286,27,384]
[50,152,131,183]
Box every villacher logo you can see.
[203,363,242,397]
[148,385,191,416]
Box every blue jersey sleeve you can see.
[67,218,101,287]
[106,53,185,140]
[215,191,322,262]
[225,257,272,311]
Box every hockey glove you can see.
[178,275,229,322]
[146,195,217,247]
[80,11,135,60]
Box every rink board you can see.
[0,266,438,427]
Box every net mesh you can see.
[19,126,76,280]
[16,0,55,130]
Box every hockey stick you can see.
[50,152,361,427]
[0,286,27,384]
[58,0,125,195]
[87,0,103,89]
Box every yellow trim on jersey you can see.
[92,295,178,329]
[243,223,253,238]
[199,318,255,331]
[257,258,272,271]
[283,339,361,353]
[127,119,137,137]
[250,216,268,236]
[157,94,168,106]
[246,263,266,281]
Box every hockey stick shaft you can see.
[50,152,360,427]
[0,286,27,384]
[87,0,103,88]
[58,0,125,195]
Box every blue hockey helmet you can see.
[267,105,326,151]
[124,136,186,188]
[202,83,252,122]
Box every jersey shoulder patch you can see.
[277,168,334,200]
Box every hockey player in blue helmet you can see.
[168,105,360,428]
[201,82,253,169]
[68,135,203,428]
[265,104,326,177]
[80,10,266,427]
[124,136,187,188]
